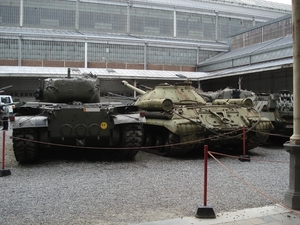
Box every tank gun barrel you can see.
[122,80,146,95]
[107,92,137,101]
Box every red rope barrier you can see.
[2,130,5,170]
[242,125,246,156]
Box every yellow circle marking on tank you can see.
[100,122,108,129]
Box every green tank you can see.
[122,80,273,156]
[12,69,145,164]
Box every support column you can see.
[173,7,177,38]
[84,40,87,69]
[215,11,218,42]
[144,42,147,70]
[75,0,79,31]
[284,0,300,210]
[20,0,23,27]
[127,1,131,34]
[18,35,22,66]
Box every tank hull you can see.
[122,80,274,156]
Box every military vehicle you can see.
[12,69,145,164]
[198,88,293,138]
[122,80,273,156]
[255,91,293,137]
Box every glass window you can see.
[23,0,76,29]
[130,7,173,37]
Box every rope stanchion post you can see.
[238,125,251,162]
[0,130,11,177]
[195,145,216,219]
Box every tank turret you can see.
[122,80,273,157]
[122,80,207,107]
[35,68,100,103]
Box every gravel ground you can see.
[0,128,290,225]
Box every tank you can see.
[255,91,293,137]
[122,80,273,156]
[198,88,293,138]
[12,68,145,164]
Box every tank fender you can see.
[12,116,48,129]
[113,113,146,125]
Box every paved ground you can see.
[133,205,300,225]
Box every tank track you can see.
[143,127,195,156]
[13,124,144,163]
[13,128,38,164]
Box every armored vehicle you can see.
[122,80,273,156]
[12,69,145,164]
[199,88,293,138]
[255,91,293,137]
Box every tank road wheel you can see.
[145,133,154,148]
[13,128,38,164]
[118,124,144,160]
[147,132,194,157]
[155,135,165,153]
[163,133,182,156]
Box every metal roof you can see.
[0,56,293,82]
[198,35,293,66]
[0,66,208,81]
[124,0,291,18]
[0,27,228,51]
[201,58,293,80]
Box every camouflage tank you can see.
[12,68,145,164]
[122,80,273,156]
[199,88,293,138]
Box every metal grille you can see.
[263,20,288,42]
[219,17,254,41]
[0,0,20,26]
[0,38,18,59]
[23,0,76,29]
[21,40,84,61]
[202,15,216,40]
[231,18,291,50]
[88,43,144,63]
[245,29,262,47]
[198,50,221,64]
[130,7,173,37]
[79,2,127,33]
[147,46,196,65]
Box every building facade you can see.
[0,0,291,71]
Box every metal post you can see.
[243,125,246,156]
[239,125,250,162]
[0,131,11,177]
[203,145,208,206]
[195,145,215,218]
